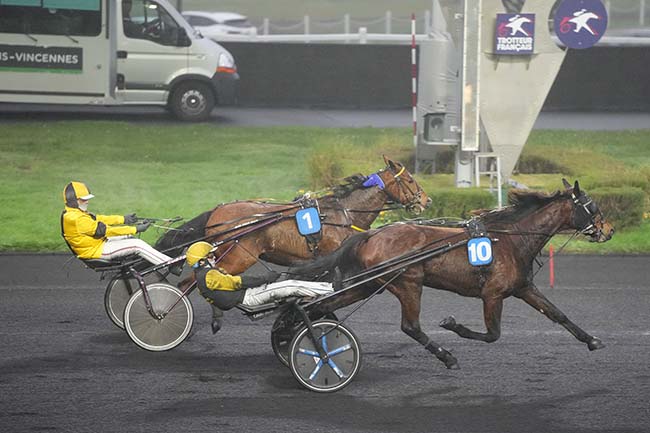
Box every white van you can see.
[0,0,239,121]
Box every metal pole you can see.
[344,14,350,43]
[641,0,646,26]
[386,10,392,34]
[496,156,502,208]
[411,13,417,149]
[359,26,367,44]
[263,18,269,35]
[425,10,431,34]
[304,15,310,43]
[177,0,182,12]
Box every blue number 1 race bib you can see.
[296,207,321,236]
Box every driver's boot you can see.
[333,266,343,291]
[211,304,224,334]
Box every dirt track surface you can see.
[1,253,649,433]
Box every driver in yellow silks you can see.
[186,241,334,333]
[61,181,172,266]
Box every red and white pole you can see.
[411,13,417,148]
[549,245,555,288]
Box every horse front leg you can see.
[390,282,459,370]
[439,296,503,343]
[515,285,604,351]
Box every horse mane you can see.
[328,174,367,198]
[477,189,567,224]
[153,209,213,256]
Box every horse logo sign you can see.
[495,14,535,55]
[554,0,608,49]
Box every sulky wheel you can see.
[123,283,193,352]
[271,309,338,367]
[104,271,166,329]
[288,320,361,393]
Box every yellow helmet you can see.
[186,241,214,267]
[63,181,95,207]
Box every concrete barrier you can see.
[220,42,650,111]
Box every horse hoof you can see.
[588,337,605,351]
[446,358,460,370]
[435,348,460,370]
[211,319,223,335]
[439,316,456,330]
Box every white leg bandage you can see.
[100,236,171,265]
[242,279,334,307]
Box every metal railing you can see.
[208,30,650,47]
[257,11,433,36]
[605,0,649,27]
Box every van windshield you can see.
[123,0,183,46]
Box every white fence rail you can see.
[242,3,649,37]
[257,11,434,36]
[210,31,650,47]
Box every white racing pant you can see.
[100,235,171,265]
[242,280,334,307]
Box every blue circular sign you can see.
[554,0,608,49]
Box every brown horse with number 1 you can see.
[155,156,429,333]
[292,179,614,369]
[155,157,429,274]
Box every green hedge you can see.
[379,188,496,225]
[590,187,645,230]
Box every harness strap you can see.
[321,222,367,232]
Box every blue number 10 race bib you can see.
[467,237,493,266]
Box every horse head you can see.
[562,179,614,243]
[371,156,430,214]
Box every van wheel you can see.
[169,81,215,122]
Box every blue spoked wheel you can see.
[288,320,361,393]
[271,310,338,368]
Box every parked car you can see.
[182,11,257,37]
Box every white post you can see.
[263,18,269,35]
[411,13,417,149]
[496,157,502,208]
[304,15,310,42]
[641,0,646,26]
[359,27,368,44]
[425,10,431,34]
[386,10,392,34]
[344,13,350,43]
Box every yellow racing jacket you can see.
[61,206,136,259]
[195,267,245,310]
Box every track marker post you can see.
[411,13,417,149]
[549,244,555,288]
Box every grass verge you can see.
[1,121,648,254]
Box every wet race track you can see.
[1,254,649,433]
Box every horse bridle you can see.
[380,165,426,211]
[571,190,604,238]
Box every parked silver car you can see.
[182,11,257,37]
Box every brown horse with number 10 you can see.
[292,179,614,369]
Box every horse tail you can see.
[288,231,373,281]
[153,209,214,256]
